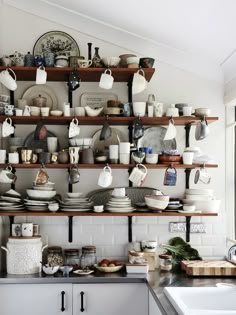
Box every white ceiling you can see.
[3,0,236,83]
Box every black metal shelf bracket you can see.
[186,216,192,242]
[128,216,133,242]
[8,216,15,236]
[68,216,73,243]
[185,123,193,147]
[185,168,192,189]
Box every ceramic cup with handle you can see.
[2,117,15,137]
[0,166,17,184]
[128,163,147,186]
[98,165,113,188]
[69,118,80,138]
[78,59,92,68]
[47,137,58,153]
[99,69,114,89]
[132,69,147,95]
[0,68,17,91]
[132,102,146,117]
[68,165,80,184]
[69,147,80,164]
[194,167,211,184]
[21,223,33,237]
[36,66,47,85]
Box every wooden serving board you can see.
[181,260,236,276]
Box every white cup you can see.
[132,69,147,95]
[128,164,147,186]
[69,147,80,164]
[154,103,163,117]
[64,102,71,117]
[133,102,146,117]
[119,142,130,154]
[112,188,126,197]
[182,152,194,165]
[183,106,193,116]
[40,107,50,116]
[194,167,211,184]
[119,153,130,164]
[30,106,40,116]
[47,137,58,153]
[99,69,114,89]
[0,167,16,183]
[109,145,119,159]
[15,108,23,116]
[98,166,113,187]
[0,150,6,163]
[21,223,33,237]
[8,152,19,164]
[36,66,47,85]
[75,107,85,116]
[78,59,92,68]
[148,105,154,117]
[0,68,17,91]
[12,223,22,237]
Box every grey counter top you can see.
[0,269,235,315]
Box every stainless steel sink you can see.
[164,286,236,315]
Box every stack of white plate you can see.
[60,194,93,212]
[106,196,136,213]
[25,187,57,211]
[24,199,56,212]
[183,189,221,213]
[0,189,24,212]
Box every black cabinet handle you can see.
[61,291,65,312]
[80,291,85,312]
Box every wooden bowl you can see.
[158,154,182,164]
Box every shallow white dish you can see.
[73,269,94,275]
[43,265,59,275]
[22,85,58,110]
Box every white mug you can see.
[0,166,17,184]
[8,152,19,164]
[40,107,50,116]
[69,118,80,138]
[47,137,58,153]
[23,105,31,116]
[99,69,114,89]
[36,66,47,85]
[182,152,194,165]
[133,102,146,117]
[183,106,193,116]
[98,165,113,187]
[154,103,163,117]
[21,222,33,237]
[78,59,92,68]
[109,145,119,159]
[0,149,6,163]
[15,108,23,116]
[12,223,22,236]
[119,142,130,154]
[194,167,211,184]
[128,164,147,186]
[0,68,17,91]
[132,69,147,95]
[69,146,80,164]
[2,117,14,137]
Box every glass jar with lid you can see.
[47,246,64,266]
[80,246,97,270]
[64,248,80,270]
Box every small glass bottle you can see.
[80,246,97,270]
[47,246,64,266]
[64,248,80,270]
[92,47,103,68]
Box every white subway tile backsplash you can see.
[201,235,225,246]
[134,216,158,224]
[82,224,104,235]
[92,217,113,224]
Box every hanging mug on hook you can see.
[98,165,113,188]
[69,118,80,138]
[68,165,80,184]
[128,163,147,186]
[163,166,177,186]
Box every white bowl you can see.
[43,265,59,275]
[85,106,103,117]
[126,56,140,64]
[102,57,120,67]
[145,195,169,211]
[141,240,157,252]
[145,153,158,164]
[182,199,221,212]
[194,108,211,117]
[67,192,83,198]
[48,203,59,212]
[185,189,214,196]
[185,194,214,201]
[183,204,196,212]
[94,264,123,273]
[50,110,63,117]
[26,189,56,200]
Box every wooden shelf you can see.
[0,66,155,82]
[0,116,219,126]
[0,163,218,169]
[0,211,218,217]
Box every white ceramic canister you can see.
[1,237,48,274]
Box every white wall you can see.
[0,5,226,266]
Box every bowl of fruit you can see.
[95,259,123,273]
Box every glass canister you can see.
[80,246,97,269]
[47,246,64,266]
[64,248,80,270]
[159,254,172,271]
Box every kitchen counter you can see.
[0,269,235,315]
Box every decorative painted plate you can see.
[33,31,80,57]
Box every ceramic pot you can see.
[58,150,69,164]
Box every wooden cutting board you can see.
[181,260,236,276]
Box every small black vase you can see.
[92,47,104,68]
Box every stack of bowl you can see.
[183,189,221,213]
[144,194,169,212]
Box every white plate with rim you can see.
[73,269,94,275]
[22,85,58,110]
